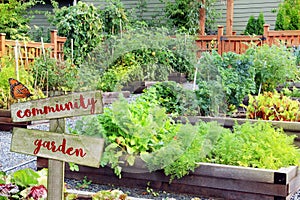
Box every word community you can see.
[16,94,97,118]
[33,138,87,158]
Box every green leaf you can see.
[11,168,40,188]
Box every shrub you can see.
[275,0,300,30]
[244,13,265,35]
[0,0,38,40]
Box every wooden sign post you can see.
[10,91,104,200]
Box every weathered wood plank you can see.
[11,127,104,168]
[11,91,103,122]
[48,118,65,200]
[193,162,277,183]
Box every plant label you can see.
[10,91,103,122]
[11,127,104,168]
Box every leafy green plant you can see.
[139,81,199,115]
[245,44,297,93]
[0,0,39,40]
[244,12,265,35]
[47,1,103,65]
[197,50,256,112]
[76,176,92,190]
[82,27,197,92]
[0,168,47,199]
[244,91,300,121]
[282,86,300,98]
[205,122,300,169]
[31,53,78,92]
[71,96,199,179]
[275,0,300,30]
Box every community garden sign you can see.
[10,91,104,199]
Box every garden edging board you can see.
[37,157,300,200]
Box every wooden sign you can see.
[11,91,103,122]
[11,127,104,168]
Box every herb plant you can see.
[206,122,300,169]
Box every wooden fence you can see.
[196,24,300,56]
[0,30,66,68]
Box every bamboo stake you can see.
[14,42,19,81]
[17,41,24,68]
[71,39,74,64]
[23,39,29,67]
[41,37,46,61]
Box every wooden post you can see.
[199,0,206,35]
[263,24,270,45]
[0,33,6,58]
[217,26,224,55]
[48,118,65,200]
[226,0,234,35]
[51,30,58,59]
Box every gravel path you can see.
[1,89,300,199]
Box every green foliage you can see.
[244,91,300,121]
[81,27,197,91]
[244,13,265,35]
[245,44,297,93]
[197,50,256,112]
[282,86,300,98]
[100,0,130,36]
[0,168,47,199]
[206,122,300,169]
[275,0,300,30]
[31,54,78,92]
[138,81,199,115]
[162,0,219,34]
[0,57,42,108]
[48,1,103,65]
[163,121,227,181]
[0,0,39,40]
[11,169,39,188]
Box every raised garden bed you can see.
[37,157,300,200]
[175,116,300,148]
[0,109,30,131]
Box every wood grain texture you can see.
[10,127,104,167]
[11,91,103,122]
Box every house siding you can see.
[215,0,282,34]
[29,0,283,36]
